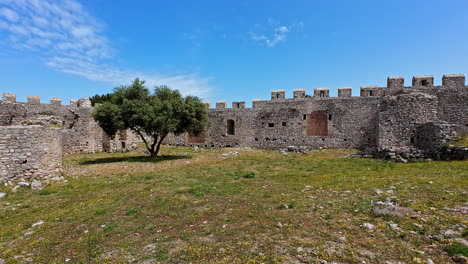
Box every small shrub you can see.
[242,172,256,179]
[188,186,211,197]
[94,209,108,215]
[103,223,118,233]
[144,175,154,180]
[126,207,139,216]
[38,189,57,195]
[444,242,468,257]
[278,202,296,210]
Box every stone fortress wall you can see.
[0,95,140,182]
[0,73,467,181]
[164,74,468,156]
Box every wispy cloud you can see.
[248,19,303,47]
[0,0,213,97]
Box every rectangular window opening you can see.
[282,122,287,127]
[268,123,275,127]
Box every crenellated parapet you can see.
[1,93,90,107]
[338,87,352,98]
[412,75,434,87]
[314,88,330,98]
[387,76,404,89]
[216,101,227,109]
[27,95,40,104]
[50,97,62,106]
[360,85,380,97]
[232,101,246,109]
[2,93,16,103]
[208,73,466,112]
[271,90,285,100]
[293,89,306,99]
[442,74,465,87]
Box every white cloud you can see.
[0,0,213,97]
[249,20,303,47]
[0,7,19,22]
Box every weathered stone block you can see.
[50,97,62,106]
[412,75,434,87]
[293,89,306,99]
[360,86,379,97]
[271,90,285,100]
[314,88,329,98]
[232,102,246,109]
[338,87,352,98]
[27,96,40,104]
[2,93,16,103]
[442,74,465,87]
[387,76,404,89]
[216,101,227,109]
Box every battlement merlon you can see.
[27,95,40,104]
[271,90,285,100]
[442,74,465,87]
[2,93,16,103]
[78,97,92,108]
[388,76,404,89]
[360,85,380,97]
[338,87,352,98]
[202,102,211,109]
[216,101,227,110]
[293,89,306,99]
[50,97,62,106]
[252,99,263,108]
[314,88,330,98]
[232,101,246,109]
[412,75,434,88]
[70,99,79,107]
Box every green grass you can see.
[452,132,468,147]
[445,242,468,257]
[0,146,466,263]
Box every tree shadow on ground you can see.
[79,155,191,165]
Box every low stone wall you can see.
[0,126,62,182]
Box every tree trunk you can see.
[154,135,167,157]
[148,136,158,159]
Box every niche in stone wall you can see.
[306,111,328,136]
[227,119,235,135]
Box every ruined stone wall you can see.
[164,74,467,155]
[164,97,381,150]
[0,126,62,182]
[0,96,139,155]
[1,73,467,164]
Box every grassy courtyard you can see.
[0,146,467,263]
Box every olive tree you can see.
[92,79,207,158]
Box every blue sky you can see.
[1,0,468,106]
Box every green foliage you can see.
[37,189,57,195]
[92,79,207,157]
[445,242,468,257]
[89,93,113,106]
[242,171,256,178]
[125,207,139,216]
